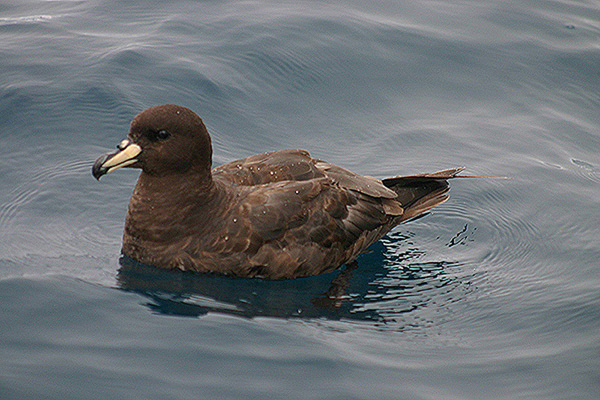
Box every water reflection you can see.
[117,256,366,319]
[117,230,471,323]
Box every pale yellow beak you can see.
[92,139,142,180]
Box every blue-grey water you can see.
[1,0,599,399]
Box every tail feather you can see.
[398,187,449,221]
[382,168,464,222]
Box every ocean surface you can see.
[1,0,600,399]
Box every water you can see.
[1,0,599,398]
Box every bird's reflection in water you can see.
[116,256,363,319]
[117,230,470,323]
[310,261,358,311]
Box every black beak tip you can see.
[92,155,109,180]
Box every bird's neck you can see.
[133,169,216,205]
[123,170,221,250]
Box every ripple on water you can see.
[229,45,329,94]
[0,156,124,260]
[0,15,54,25]
[571,158,600,185]
[446,177,544,270]
[344,229,477,337]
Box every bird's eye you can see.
[157,130,170,140]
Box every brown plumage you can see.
[93,104,464,279]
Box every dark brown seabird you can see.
[93,104,466,279]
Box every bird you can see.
[93,104,467,279]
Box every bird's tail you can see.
[381,168,465,222]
